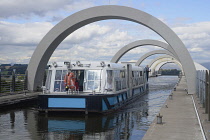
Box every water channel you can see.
[0,76,178,140]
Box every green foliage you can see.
[0,64,27,74]
[160,69,181,75]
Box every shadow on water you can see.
[0,76,178,140]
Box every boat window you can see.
[53,70,67,92]
[87,71,93,80]
[114,70,126,91]
[132,71,134,77]
[62,70,67,79]
[120,70,125,78]
[54,81,61,92]
[55,70,62,80]
[84,70,101,91]
[106,70,113,90]
[45,70,52,91]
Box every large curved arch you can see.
[148,55,179,68]
[149,56,182,76]
[27,5,196,94]
[148,55,207,71]
[135,50,177,66]
[110,39,179,63]
[156,61,181,71]
[155,61,182,76]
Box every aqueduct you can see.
[27,5,196,94]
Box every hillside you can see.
[0,64,27,75]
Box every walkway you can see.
[143,76,204,140]
[0,92,40,107]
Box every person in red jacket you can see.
[64,71,76,93]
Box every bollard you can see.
[169,94,173,100]
[157,113,163,124]
[41,86,46,94]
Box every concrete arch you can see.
[148,55,179,68]
[110,39,179,63]
[156,61,182,71]
[148,55,184,76]
[148,55,207,71]
[149,56,183,76]
[154,61,182,76]
[27,5,196,94]
[135,50,177,66]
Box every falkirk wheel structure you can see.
[135,50,177,66]
[110,39,179,63]
[27,5,196,94]
[148,55,183,77]
[148,55,180,68]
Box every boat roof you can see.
[48,61,144,70]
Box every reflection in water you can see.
[0,76,178,140]
[10,112,15,130]
[35,98,148,140]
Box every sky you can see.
[0,0,210,67]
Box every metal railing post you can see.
[12,69,16,92]
[202,70,205,107]
[208,70,210,121]
[23,70,28,94]
[205,70,209,113]
[0,69,1,93]
[23,70,28,90]
[203,70,206,108]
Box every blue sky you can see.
[0,0,210,67]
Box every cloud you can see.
[0,19,134,63]
[0,0,95,20]
[0,21,53,46]
[1,4,210,65]
[50,27,134,63]
[63,24,111,45]
[171,22,210,63]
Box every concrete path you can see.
[0,92,40,107]
[143,76,204,140]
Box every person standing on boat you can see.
[145,65,150,81]
[64,71,76,93]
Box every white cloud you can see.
[172,22,210,62]
[0,19,134,63]
[0,0,210,65]
[0,21,53,46]
[0,0,95,19]
[50,27,135,63]
[63,24,111,44]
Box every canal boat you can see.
[38,61,148,114]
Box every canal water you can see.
[0,76,178,140]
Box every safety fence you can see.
[196,70,210,120]
[0,69,27,95]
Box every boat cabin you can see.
[44,61,146,95]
